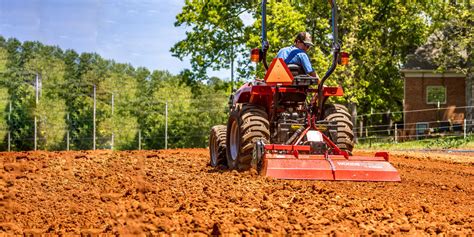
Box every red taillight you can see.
[251,48,260,62]
[339,52,349,65]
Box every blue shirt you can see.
[276,46,314,74]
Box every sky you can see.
[0,0,232,78]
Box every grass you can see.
[357,134,474,150]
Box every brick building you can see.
[401,48,470,137]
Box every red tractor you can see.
[209,0,400,181]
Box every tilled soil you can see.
[1,149,473,235]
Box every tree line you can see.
[0,36,232,151]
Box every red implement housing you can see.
[262,146,400,181]
[255,125,401,181]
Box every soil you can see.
[1,148,473,235]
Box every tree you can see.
[2,38,37,150]
[99,62,140,150]
[25,44,67,150]
[0,37,9,149]
[171,0,255,85]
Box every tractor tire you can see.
[324,104,354,152]
[209,125,227,167]
[226,104,270,170]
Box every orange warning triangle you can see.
[264,58,294,85]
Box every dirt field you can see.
[1,148,473,235]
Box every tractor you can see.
[209,0,400,181]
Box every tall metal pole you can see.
[66,113,70,151]
[111,93,114,150]
[138,129,142,150]
[165,101,168,149]
[35,73,39,104]
[34,73,38,151]
[8,101,11,152]
[93,84,96,150]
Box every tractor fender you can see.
[232,83,273,107]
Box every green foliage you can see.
[0,88,8,150]
[171,0,253,82]
[426,136,473,149]
[0,42,8,149]
[24,43,67,150]
[360,135,474,150]
[100,64,140,150]
[425,2,472,73]
[0,35,231,151]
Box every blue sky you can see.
[0,0,231,78]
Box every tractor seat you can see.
[287,64,318,86]
[287,64,305,76]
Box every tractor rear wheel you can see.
[227,104,270,170]
[324,104,354,152]
[209,125,227,167]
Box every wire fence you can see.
[0,83,230,151]
[0,110,226,152]
[353,105,473,144]
[0,76,472,151]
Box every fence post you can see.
[93,84,96,150]
[34,73,39,151]
[394,123,398,143]
[165,101,168,149]
[8,101,11,152]
[387,110,391,136]
[111,93,114,150]
[34,117,37,151]
[66,113,70,151]
[138,129,141,150]
[464,118,467,139]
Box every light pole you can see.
[34,73,39,151]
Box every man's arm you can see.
[299,53,319,78]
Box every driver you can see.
[276,32,318,78]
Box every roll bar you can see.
[317,0,340,119]
[261,0,269,70]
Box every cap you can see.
[295,32,314,47]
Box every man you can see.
[276,32,318,78]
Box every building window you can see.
[426,86,446,104]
